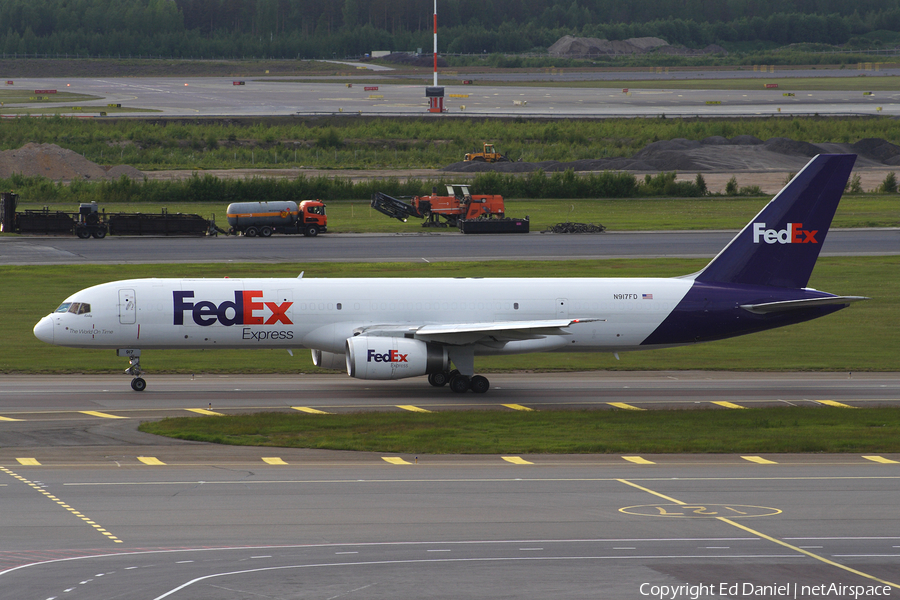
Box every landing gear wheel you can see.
[428,372,449,387]
[449,374,470,393]
[245,226,258,237]
[131,377,146,392]
[470,375,490,394]
[260,226,273,237]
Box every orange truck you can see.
[226,200,327,237]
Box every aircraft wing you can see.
[356,318,601,345]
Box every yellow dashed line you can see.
[396,405,431,413]
[742,456,778,464]
[863,455,899,464]
[382,457,411,465]
[262,457,288,465]
[502,404,534,412]
[16,458,41,466]
[502,456,533,465]
[80,410,128,419]
[608,402,644,411]
[623,456,655,465]
[291,406,330,414]
[712,401,746,409]
[818,400,856,408]
[187,408,225,416]
[1,466,123,543]
[137,456,166,466]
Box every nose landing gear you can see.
[118,349,146,391]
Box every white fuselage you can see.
[34,277,694,355]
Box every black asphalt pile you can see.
[442,137,900,173]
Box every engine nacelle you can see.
[345,337,448,380]
[311,349,346,370]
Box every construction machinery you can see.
[463,143,509,163]
[371,184,528,233]
[1,193,216,238]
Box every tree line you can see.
[3,0,900,58]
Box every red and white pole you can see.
[433,0,438,86]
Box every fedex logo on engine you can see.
[752,222,818,245]
[367,349,408,363]
[174,291,292,326]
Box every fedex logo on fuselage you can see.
[752,222,818,245]
[367,349,408,363]
[174,291,292,326]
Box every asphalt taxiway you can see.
[1,374,898,598]
[5,73,899,118]
[1,228,895,265]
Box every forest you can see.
[2,0,900,59]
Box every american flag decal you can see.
[642,293,653,299]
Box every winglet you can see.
[694,154,856,289]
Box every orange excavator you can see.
[371,184,528,233]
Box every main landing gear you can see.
[428,370,490,394]
[118,349,146,391]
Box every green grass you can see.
[137,407,900,454]
[507,75,900,92]
[2,256,896,374]
[0,90,101,104]
[12,195,900,233]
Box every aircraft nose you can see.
[33,316,54,344]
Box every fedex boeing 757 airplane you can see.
[34,154,866,393]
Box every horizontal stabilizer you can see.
[740,296,868,315]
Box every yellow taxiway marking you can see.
[137,456,166,466]
[502,404,534,412]
[382,457,411,465]
[742,456,778,465]
[397,405,431,413]
[16,458,41,466]
[0,466,122,544]
[80,410,127,419]
[712,401,746,409]
[617,478,899,589]
[292,406,330,414]
[0,416,22,421]
[187,408,225,416]
[818,400,856,408]
[608,402,644,411]
[502,456,533,465]
[622,456,655,465]
[262,457,288,465]
[863,455,899,464]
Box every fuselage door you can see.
[119,289,136,324]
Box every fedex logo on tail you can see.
[753,222,818,245]
[174,291,292,326]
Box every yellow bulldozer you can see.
[463,143,509,163]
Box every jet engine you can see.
[345,337,448,380]
[310,349,346,370]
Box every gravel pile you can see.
[0,143,145,181]
[442,137,900,174]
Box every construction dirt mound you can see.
[0,143,145,181]
[442,137,900,174]
[548,35,726,57]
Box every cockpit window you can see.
[57,302,91,314]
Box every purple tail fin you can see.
[694,154,856,289]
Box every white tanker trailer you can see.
[226,200,327,237]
